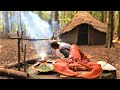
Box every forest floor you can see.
[0,34,120,79]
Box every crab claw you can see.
[54,61,79,76]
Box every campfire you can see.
[26,44,104,79]
[31,49,59,73]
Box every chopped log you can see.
[0,58,37,69]
[0,68,29,79]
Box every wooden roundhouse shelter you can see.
[59,12,107,45]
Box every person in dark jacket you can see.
[50,40,71,58]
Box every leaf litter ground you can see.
[0,38,120,79]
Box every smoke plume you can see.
[10,11,53,60]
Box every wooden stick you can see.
[9,37,50,41]
[17,31,19,37]
[23,44,26,72]
[21,31,24,52]
[17,31,21,71]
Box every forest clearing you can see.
[0,11,120,79]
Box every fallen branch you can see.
[0,58,37,69]
[0,68,29,79]
[9,37,49,41]
[0,62,23,69]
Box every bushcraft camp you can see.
[0,11,119,79]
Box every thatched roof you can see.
[59,11,107,34]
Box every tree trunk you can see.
[2,11,9,37]
[0,11,2,31]
[24,11,27,35]
[104,11,108,24]
[54,11,59,22]
[117,11,120,41]
[17,37,21,71]
[17,11,21,36]
[20,11,24,52]
[62,11,65,26]
[2,11,5,32]
[49,11,54,30]
[10,11,13,32]
[101,11,104,23]
[105,11,114,48]
[54,11,59,37]
[4,11,9,33]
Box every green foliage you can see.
[34,11,51,21]
[0,11,119,34]
[91,11,102,21]
[59,11,75,27]
[38,11,50,21]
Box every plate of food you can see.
[32,60,55,73]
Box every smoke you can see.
[10,11,53,60]
[52,21,59,36]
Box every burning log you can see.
[0,67,29,79]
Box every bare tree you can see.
[101,11,104,23]
[2,11,9,37]
[117,11,120,41]
[17,11,21,36]
[2,12,5,32]
[49,11,54,26]
[103,11,108,24]
[62,11,65,26]
[105,11,114,48]
[10,11,13,32]
[54,11,59,22]
[54,11,59,37]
